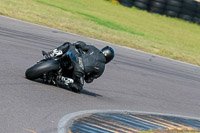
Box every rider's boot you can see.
[56,75,83,93]
[42,42,71,59]
[57,76,74,85]
[70,77,84,93]
[42,49,63,59]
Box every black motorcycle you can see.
[25,50,76,89]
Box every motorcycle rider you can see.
[44,41,115,93]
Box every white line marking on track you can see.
[23,128,37,133]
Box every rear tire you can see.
[179,14,194,22]
[25,60,60,80]
[134,1,148,10]
[118,0,134,7]
[165,10,179,17]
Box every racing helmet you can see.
[101,46,115,64]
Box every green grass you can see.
[0,0,200,65]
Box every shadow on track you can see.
[81,89,103,97]
[57,83,103,97]
[26,78,102,97]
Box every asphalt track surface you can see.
[0,15,200,133]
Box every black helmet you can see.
[101,46,115,64]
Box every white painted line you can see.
[57,110,200,133]
[1,15,199,68]
[23,128,37,133]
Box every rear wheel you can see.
[25,59,60,80]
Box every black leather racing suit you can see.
[58,41,106,92]
[74,41,106,84]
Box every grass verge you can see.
[0,0,200,65]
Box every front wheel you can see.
[25,59,60,80]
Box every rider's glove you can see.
[85,77,94,83]
[73,41,86,49]
[69,83,83,93]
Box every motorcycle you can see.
[25,49,77,89]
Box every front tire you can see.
[25,60,60,80]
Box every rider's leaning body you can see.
[45,41,115,93]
